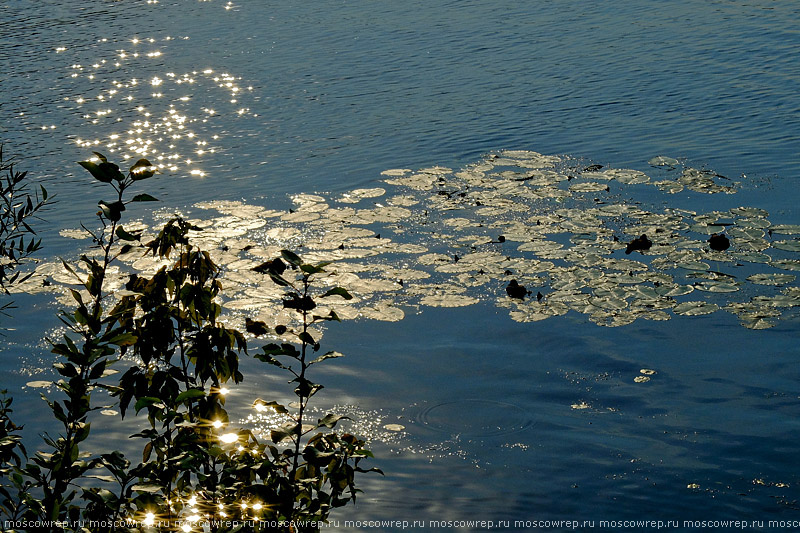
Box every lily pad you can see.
[772,240,800,252]
[648,156,679,167]
[747,273,796,286]
[673,301,719,316]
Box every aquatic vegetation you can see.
[17,150,800,333]
[4,147,800,527]
[0,155,377,532]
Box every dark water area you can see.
[2,0,800,531]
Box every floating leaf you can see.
[648,156,679,167]
[742,317,776,330]
[730,206,769,218]
[770,260,800,272]
[339,188,386,203]
[747,273,795,286]
[673,301,719,316]
[771,224,800,235]
[693,281,740,293]
[419,291,479,308]
[606,168,650,184]
[569,182,609,193]
[677,261,710,271]
[772,240,800,252]
[359,302,405,321]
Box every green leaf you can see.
[294,378,323,398]
[75,422,91,443]
[283,294,316,311]
[297,331,316,346]
[88,360,107,380]
[142,441,153,463]
[53,362,78,378]
[134,397,165,412]
[131,483,163,493]
[175,389,206,403]
[245,318,270,336]
[98,200,125,222]
[253,399,288,414]
[303,446,336,463]
[107,332,137,347]
[269,272,292,287]
[270,423,299,444]
[115,226,141,241]
[317,413,347,429]
[310,351,344,365]
[253,353,289,369]
[355,466,384,475]
[69,289,84,305]
[129,158,157,180]
[300,264,326,275]
[60,258,82,282]
[78,160,123,183]
[131,193,159,202]
[280,249,302,266]
[321,287,353,300]
[313,309,342,322]
[261,343,300,359]
[253,258,282,274]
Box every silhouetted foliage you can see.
[0,154,376,532]
[0,144,50,316]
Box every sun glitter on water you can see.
[64,34,254,180]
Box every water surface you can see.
[2,0,800,530]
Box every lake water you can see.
[2,0,800,531]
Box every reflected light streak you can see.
[64,38,253,180]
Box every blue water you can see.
[2,0,800,530]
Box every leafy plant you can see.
[105,225,380,531]
[0,153,156,528]
[0,154,378,532]
[246,250,382,528]
[0,143,50,314]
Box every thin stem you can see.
[290,276,311,482]
[91,183,125,314]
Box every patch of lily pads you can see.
[14,150,800,331]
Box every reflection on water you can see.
[66,37,253,178]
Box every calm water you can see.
[2,0,800,531]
